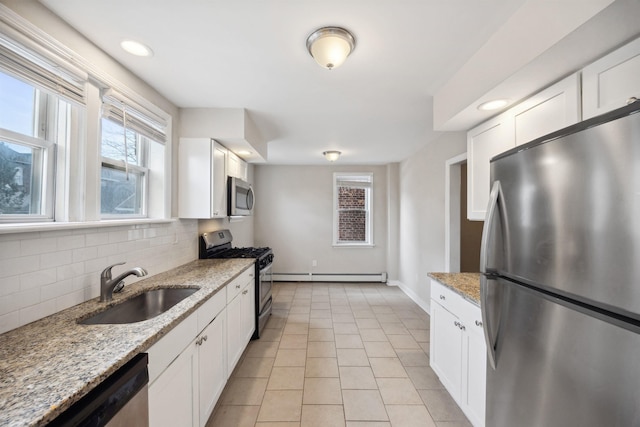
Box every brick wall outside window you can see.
[338,187,366,241]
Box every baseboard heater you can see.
[270,272,387,283]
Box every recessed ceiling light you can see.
[477,99,509,111]
[237,150,252,156]
[120,40,154,57]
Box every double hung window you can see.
[0,35,82,221]
[100,92,166,218]
[333,173,373,245]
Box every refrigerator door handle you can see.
[480,180,502,369]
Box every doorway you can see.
[445,154,484,272]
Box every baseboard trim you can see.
[271,273,387,283]
[393,280,430,315]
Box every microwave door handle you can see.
[248,186,255,211]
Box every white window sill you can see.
[332,243,376,248]
[0,218,177,235]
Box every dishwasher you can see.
[49,353,149,427]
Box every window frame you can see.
[0,78,61,222]
[332,172,374,247]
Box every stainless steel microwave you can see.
[227,177,254,216]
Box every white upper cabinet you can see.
[467,113,514,221]
[178,138,227,218]
[227,150,248,181]
[467,73,581,221]
[582,37,640,119]
[511,73,581,146]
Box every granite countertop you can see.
[0,258,255,427]
[428,272,481,305]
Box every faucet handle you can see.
[101,262,126,280]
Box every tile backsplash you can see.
[0,219,198,334]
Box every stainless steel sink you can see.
[80,287,199,325]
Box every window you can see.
[333,173,373,245]
[100,91,166,218]
[0,69,66,220]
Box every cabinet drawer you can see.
[227,267,254,303]
[148,310,198,384]
[197,288,226,333]
[459,302,484,338]
[431,280,464,315]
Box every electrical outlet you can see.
[312,260,317,267]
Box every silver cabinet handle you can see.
[475,320,483,327]
[439,295,446,300]
[460,324,466,331]
[196,335,209,346]
[454,321,460,328]
[242,289,248,295]
[236,284,241,289]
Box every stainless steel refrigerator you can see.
[480,101,640,427]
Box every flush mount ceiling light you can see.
[237,150,252,156]
[323,150,341,161]
[120,40,154,57]
[306,27,355,70]
[477,99,509,111]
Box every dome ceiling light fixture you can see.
[306,27,356,70]
[323,150,341,162]
[120,40,154,57]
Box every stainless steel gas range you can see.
[199,229,273,339]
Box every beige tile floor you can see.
[207,282,472,427]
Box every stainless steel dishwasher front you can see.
[48,353,149,427]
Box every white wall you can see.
[397,132,467,312]
[253,165,388,278]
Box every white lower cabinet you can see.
[227,271,255,376]
[148,266,255,427]
[149,339,198,427]
[430,279,486,427]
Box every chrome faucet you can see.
[100,262,148,302]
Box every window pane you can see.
[338,186,365,209]
[101,118,140,164]
[338,210,367,242]
[101,166,143,215]
[0,140,42,215]
[0,71,36,137]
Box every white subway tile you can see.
[41,279,73,301]
[0,311,19,335]
[0,255,40,278]
[40,250,73,269]
[57,262,84,281]
[19,299,56,325]
[56,289,85,311]
[0,276,20,297]
[0,240,20,260]
[72,246,98,263]
[85,230,109,247]
[0,293,19,316]
[84,257,110,275]
[17,288,40,309]
[57,235,85,251]
[20,268,57,291]
[108,230,129,244]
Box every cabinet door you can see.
[241,280,255,343]
[583,37,640,119]
[178,138,212,218]
[511,73,581,146]
[462,330,487,427]
[198,313,226,426]
[226,293,243,377]
[467,114,514,220]
[149,341,198,427]
[212,142,227,217]
[430,301,463,399]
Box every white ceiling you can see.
[35,0,636,165]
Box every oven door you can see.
[259,263,272,308]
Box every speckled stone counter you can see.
[428,272,481,305]
[0,258,254,427]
